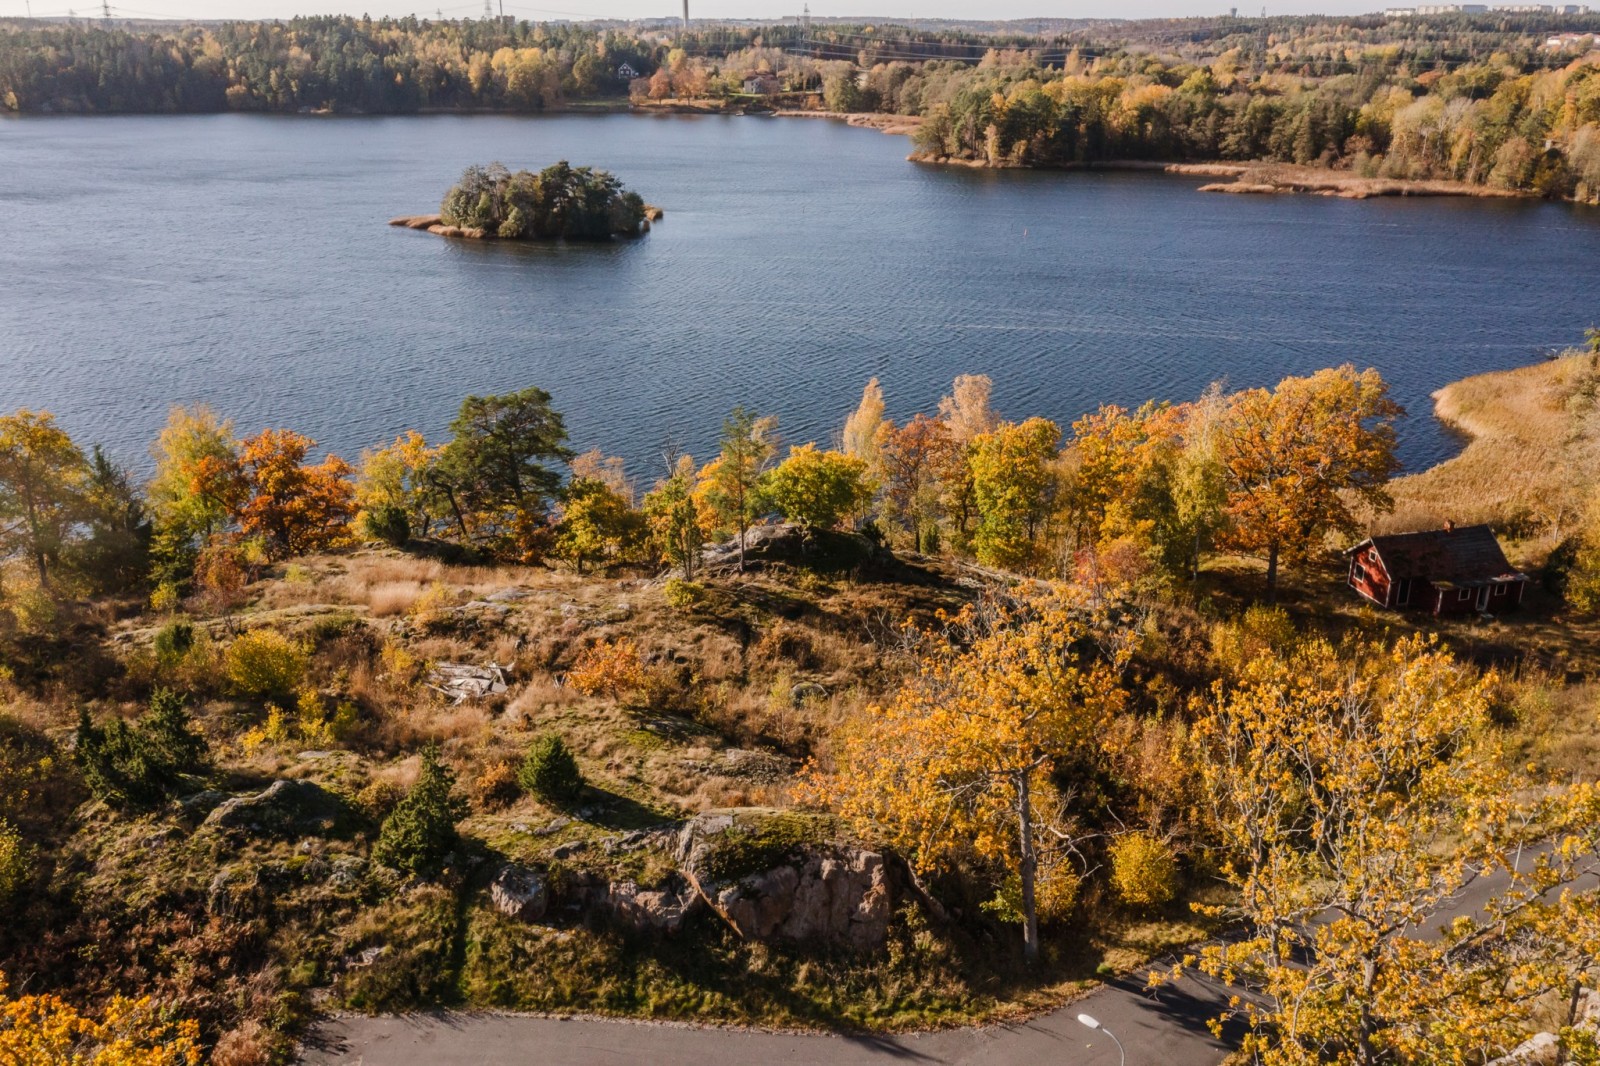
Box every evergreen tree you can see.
[373,746,467,876]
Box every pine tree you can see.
[373,746,467,876]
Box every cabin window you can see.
[1494,584,1507,596]
[1458,590,1471,602]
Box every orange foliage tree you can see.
[820,585,1128,961]
[233,429,356,558]
[1217,365,1401,597]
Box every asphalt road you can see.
[299,965,1234,1065]
[299,847,1575,1065]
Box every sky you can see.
[9,0,1381,29]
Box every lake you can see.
[2,111,1598,479]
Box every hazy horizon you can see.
[4,0,1384,30]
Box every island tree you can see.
[440,161,646,240]
[1217,365,1401,598]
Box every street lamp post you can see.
[1076,1012,1126,1066]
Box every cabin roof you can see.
[1349,524,1526,588]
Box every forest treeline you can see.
[0,362,1429,623]
[7,14,1600,199]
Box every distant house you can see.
[1346,523,1527,616]
[742,74,780,95]
[616,62,640,81]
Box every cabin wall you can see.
[1348,552,1390,607]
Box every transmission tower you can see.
[482,0,493,19]
[802,2,810,30]
[102,0,110,20]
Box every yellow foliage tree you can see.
[1173,633,1586,1063]
[821,585,1127,960]
[969,417,1063,572]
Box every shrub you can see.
[0,819,32,903]
[225,629,309,698]
[75,689,209,809]
[362,504,411,548]
[567,638,648,700]
[407,581,456,629]
[1109,831,1178,909]
[153,620,194,666]
[373,746,466,876]
[662,578,704,610]
[518,735,584,805]
[471,760,521,811]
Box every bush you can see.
[1109,831,1178,909]
[471,760,521,811]
[225,629,310,698]
[152,620,194,666]
[75,689,209,809]
[662,578,704,610]
[361,504,411,548]
[0,819,33,903]
[518,735,584,805]
[373,746,466,876]
[567,638,648,700]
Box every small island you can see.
[390,160,657,241]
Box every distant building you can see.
[1413,3,1489,11]
[1385,6,1417,13]
[616,62,639,81]
[1546,30,1597,46]
[1346,523,1527,616]
[742,73,780,94]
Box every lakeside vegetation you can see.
[5,334,1600,1061]
[5,13,1600,200]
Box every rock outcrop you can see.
[489,863,549,922]
[677,809,893,951]
[202,779,346,838]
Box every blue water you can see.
[2,111,1597,479]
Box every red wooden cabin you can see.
[1346,523,1527,616]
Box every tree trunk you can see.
[737,518,747,573]
[1016,770,1040,963]
[1265,542,1280,602]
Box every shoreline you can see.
[388,206,663,240]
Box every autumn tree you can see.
[1173,633,1579,1063]
[555,476,643,573]
[824,586,1128,961]
[935,373,999,542]
[643,454,704,579]
[428,387,573,561]
[234,429,356,558]
[841,377,886,472]
[762,444,873,532]
[356,430,439,545]
[147,405,242,580]
[879,413,958,552]
[0,409,90,589]
[1217,365,1401,598]
[969,417,1063,572]
[697,406,778,572]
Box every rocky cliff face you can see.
[485,808,897,951]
